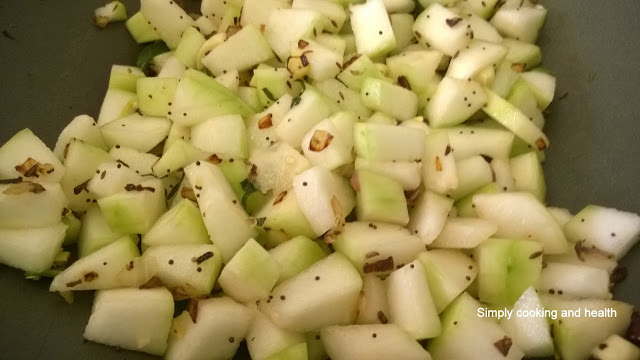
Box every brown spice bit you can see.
[0,177,23,185]
[195,251,214,265]
[256,217,266,227]
[64,143,71,159]
[287,56,310,80]
[73,180,90,195]
[529,251,543,259]
[4,181,46,195]
[139,276,163,289]
[598,343,607,350]
[248,164,258,182]
[66,279,82,288]
[446,17,463,27]
[535,138,547,151]
[273,191,287,205]
[493,336,513,356]
[405,187,423,208]
[397,76,411,90]
[260,24,266,32]
[83,272,99,282]
[363,256,394,274]
[187,299,199,323]
[100,171,106,180]
[124,184,156,192]
[15,158,54,178]
[207,154,222,164]
[511,63,526,73]
[444,145,452,156]
[343,54,361,69]
[610,266,628,284]
[228,337,235,343]
[338,91,345,101]
[116,159,129,168]
[126,260,135,271]
[626,310,640,346]
[481,154,494,163]
[258,113,273,129]
[435,156,443,172]
[324,196,346,244]
[350,70,363,76]
[181,187,197,202]
[365,251,380,259]
[298,39,309,49]
[377,311,389,324]
[225,25,242,38]
[574,241,614,262]
[309,130,334,152]
[93,15,110,29]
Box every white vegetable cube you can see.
[315,79,372,120]
[166,297,254,360]
[417,249,478,312]
[152,139,207,177]
[0,223,67,273]
[247,310,306,360]
[190,115,248,159]
[275,87,337,149]
[386,260,441,340]
[143,244,223,298]
[97,178,166,234]
[50,236,140,292]
[333,222,424,276]
[136,77,178,117]
[301,119,352,170]
[474,238,543,306]
[109,146,158,176]
[108,65,144,93]
[520,71,556,110]
[361,78,419,121]
[448,155,493,200]
[78,204,125,258]
[290,38,343,81]
[0,182,67,229]
[84,287,174,356]
[564,205,640,259]
[386,50,443,94]
[590,334,640,360]
[142,199,211,249]
[354,122,425,162]
[357,274,390,325]
[54,115,107,162]
[0,128,65,183]
[87,161,143,199]
[499,287,553,358]
[218,239,281,303]
[249,142,311,194]
[422,130,458,194]
[354,158,422,191]
[321,324,432,360]
[269,236,327,284]
[261,253,363,332]
[240,0,291,28]
[491,4,547,43]
[100,113,171,153]
[140,0,194,49]
[350,0,396,58]
[169,70,255,127]
[539,262,611,300]
[203,25,275,76]
[292,0,347,34]
[430,217,498,249]
[96,89,138,127]
[337,55,385,91]
[184,161,257,263]
[426,77,487,128]
[472,192,569,254]
[407,190,454,245]
[447,40,507,80]
[355,170,409,226]
[264,9,325,61]
[413,4,471,57]
[293,166,356,236]
[253,188,317,240]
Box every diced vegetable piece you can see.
[0,223,67,273]
[413,4,471,57]
[142,199,211,249]
[203,25,275,76]
[84,287,174,356]
[350,0,397,58]
[0,128,65,183]
[140,0,194,49]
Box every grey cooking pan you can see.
[0,0,638,359]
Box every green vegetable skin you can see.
[0,0,639,359]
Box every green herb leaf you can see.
[262,88,276,102]
[136,41,170,72]
[291,96,302,108]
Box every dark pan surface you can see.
[0,0,638,359]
